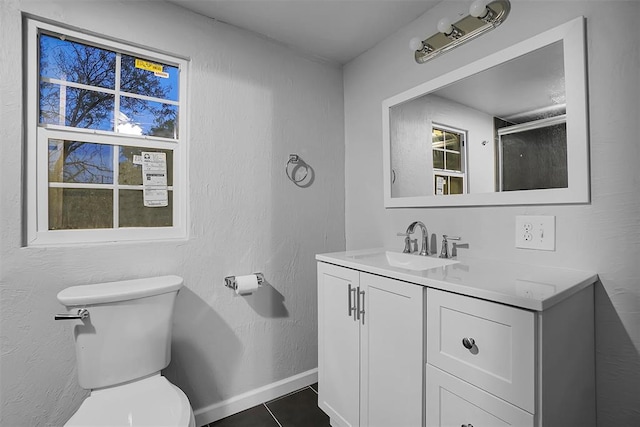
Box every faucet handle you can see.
[439,235,461,259]
[397,232,414,253]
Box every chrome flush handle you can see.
[54,308,90,320]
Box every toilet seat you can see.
[65,374,195,427]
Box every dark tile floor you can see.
[207,383,330,427]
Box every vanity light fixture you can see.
[410,0,511,64]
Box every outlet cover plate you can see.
[515,215,555,251]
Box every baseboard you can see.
[193,368,318,426]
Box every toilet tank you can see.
[57,275,183,390]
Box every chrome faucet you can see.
[406,221,429,256]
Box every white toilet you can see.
[56,275,195,427]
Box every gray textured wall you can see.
[0,1,345,425]
[344,1,640,425]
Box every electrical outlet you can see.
[515,215,555,251]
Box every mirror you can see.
[382,17,589,207]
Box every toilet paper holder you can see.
[224,272,265,290]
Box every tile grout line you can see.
[265,384,315,405]
[263,403,283,427]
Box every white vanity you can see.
[316,249,597,427]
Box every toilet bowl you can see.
[56,275,195,427]
[66,374,195,427]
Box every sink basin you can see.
[384,251,459,270]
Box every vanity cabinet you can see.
[317,262,424,427]
[317,250,597,427]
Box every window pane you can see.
[39,33,115,89]
[433,150,444,169]
[445,152,461,171]
[119,146,173,186]
[49,139,113,184]
[119,97,178,139]
[39,82,61,125]
[444,132,461,151]
[120,54,179,102]
[432,129,444,148]
[49,188,113,229]
[119,190,173,227]
[450,176,464,194]
[40,82,114,130]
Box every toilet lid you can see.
[65,375,194,427]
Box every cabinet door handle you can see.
[462,337,475,349]
[357,287,365,324]
[461,424,474,427]
[348,284,357,319]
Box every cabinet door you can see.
[359,273,424,427]
[318,263,360,427]
[426,365,534,427]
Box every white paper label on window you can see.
[142,152,168,207]
[133,155,143,165]
[436,176,445,195]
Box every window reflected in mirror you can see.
[432,126,466,195]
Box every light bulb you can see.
[437,17,453,35]
[469,0,489,18]
[409,37,424,52]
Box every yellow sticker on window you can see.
[135,58,163,73]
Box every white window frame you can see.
[26,18,188,246]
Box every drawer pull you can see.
[462,337,475,349]
[461,424,474,427]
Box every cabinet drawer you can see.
[426,365,534,427]
[427,288,535,412]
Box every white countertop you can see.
[316,248,598,311]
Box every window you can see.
[432,125,467,196]
[26,19,188,245]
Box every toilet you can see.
[56,275,195,427]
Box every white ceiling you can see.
[434,41,566,122]
[168,0,440,64]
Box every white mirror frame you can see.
[382,17,589,208]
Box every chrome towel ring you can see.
[285,154,309,184]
